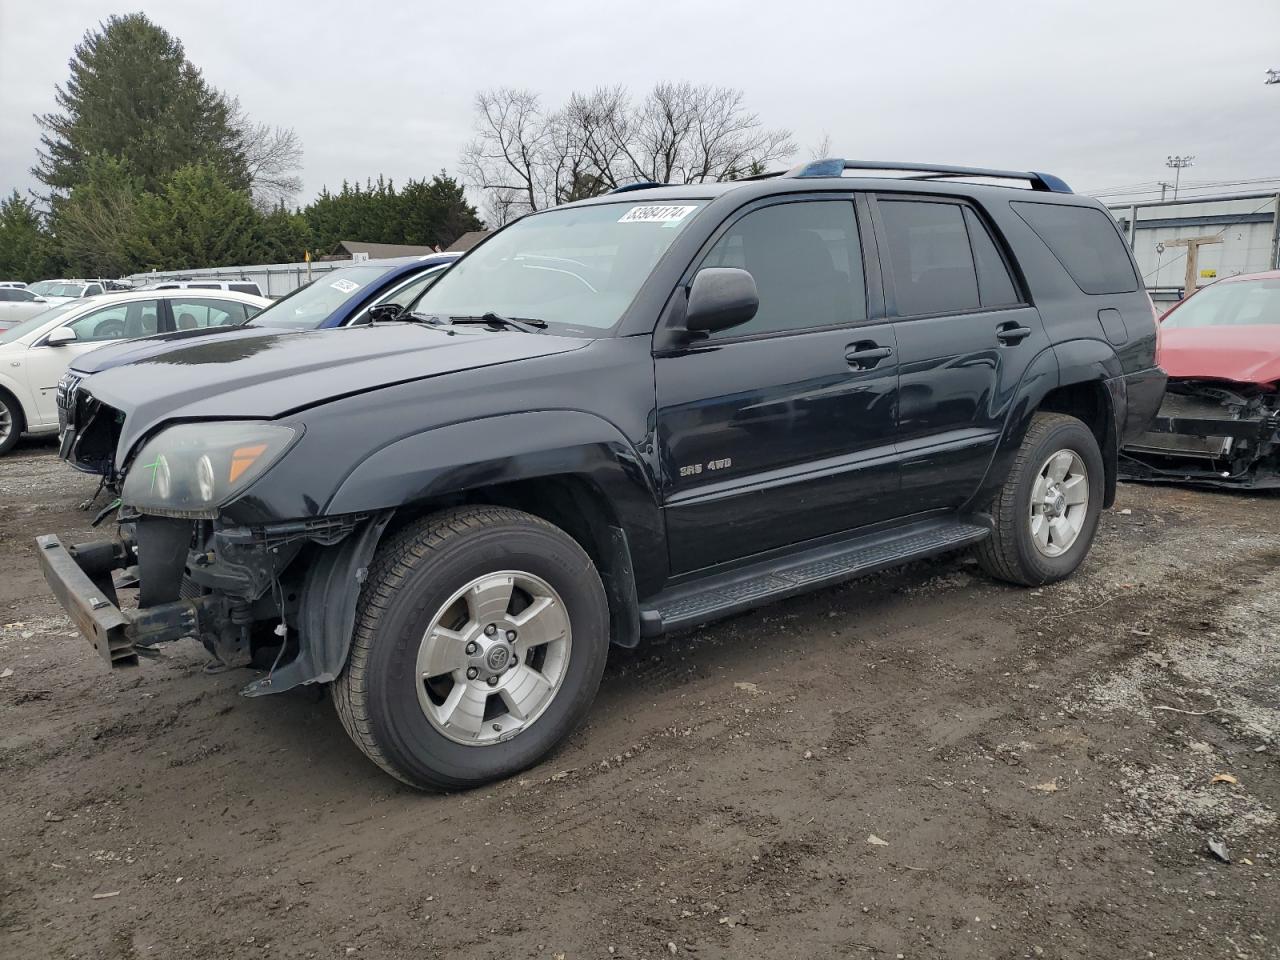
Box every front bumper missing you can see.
[1120,409,1280,488]
[35,534,217,668]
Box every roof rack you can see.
[609,181,666,194]
[751,159,1072,193]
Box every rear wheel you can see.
[976,412,1104,586]
[332,506,610,790]
[0,391,23,456]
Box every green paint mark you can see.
[139,456,166,493]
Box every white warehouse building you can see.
[1108,191,1280,306]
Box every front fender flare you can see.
[324,409,664,587]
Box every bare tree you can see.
[461,83,794,219]
[461,88,554,224]
[228,98,304,210]
[808,132,833,160]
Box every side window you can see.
[16,289,38,301]
[171,298,246,329]
[879,200,979,316]
[66,299,159,342]
[0,290,15,302]
[230,283,261,296]
[963,207,1020,307]
[701,199,866,338]
[1011,201,1139,295]
[383,268,447,313]
[84,283,103,297]
[190,283,222,290]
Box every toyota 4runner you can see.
[38,159,1165,790]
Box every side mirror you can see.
[33,296,47,303]
[685,267,758,334]
[46,327,77,346]
[367,303,404,323]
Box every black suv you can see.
[39,160,1165,790]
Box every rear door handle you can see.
[996,322,1033,345]
[844,342,893,369]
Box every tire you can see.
[0,390,23,456]
[332,505,610,791]
[975,412,1104,587]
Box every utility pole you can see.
[1158,181,1173,202]
[1163,235,1222,298]
[1165,156,1194,200]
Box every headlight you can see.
[121,422,297,518]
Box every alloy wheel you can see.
[415,571,571,745]
[1029,449,1089,558]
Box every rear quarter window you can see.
[1012,202,1138,295]
[230,283,261,296]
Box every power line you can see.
[1088,177,1280,201]
[1140,194,1279,282]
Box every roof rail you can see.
[780,159,1073,193]
[609,181,666,194]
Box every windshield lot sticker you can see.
[330,278,360,293]
[618,205,698,224]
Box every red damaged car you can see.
[1122,270,1280,488]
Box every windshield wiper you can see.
[400,310,447,326]
[449,312,547,333]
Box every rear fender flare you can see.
[967,339,1121,512]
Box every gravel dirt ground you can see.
[1,437,1278,960]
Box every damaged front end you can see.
[40,403,393,696]
[1120,381,1280,488]
[36,511,389,695]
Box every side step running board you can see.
[639,519,989,637]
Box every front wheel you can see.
[332,506,610,790]
[975,412,1104,586]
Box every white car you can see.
[0,287,53,329]
[0,288,269,455]
[138,279,265,296]
[25,279,108,305]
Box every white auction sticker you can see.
[618,205,698,224]
[330,278,360,293]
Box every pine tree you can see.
[149,163,261,269]
[259,203,312,263]
[33,13,248,196]
[49,154,159,276]
[0,192,60,281]
[398,174,484,248]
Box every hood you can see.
[80,323,589,461]
[1158,324,1280,386]
[72,324,274,374]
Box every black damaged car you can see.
[38,160,1165,790]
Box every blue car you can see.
[70,254,460,380]
[57,253,460,464]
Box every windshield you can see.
[0,301,82,345]
[414,200,707,332]
[28,281,87,298]
[1164,278,1280,329]
[250,265,390,330]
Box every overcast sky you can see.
[2,0,1278,210]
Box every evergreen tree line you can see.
[0,13,481,282]
[0,168,481,281]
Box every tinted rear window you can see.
[230,283,260,295]
[879,200,980,316]
[1012,202,1138,295]
[963,207,1020,307]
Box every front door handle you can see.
[996,322,1033,345]
[844,342,893,369]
